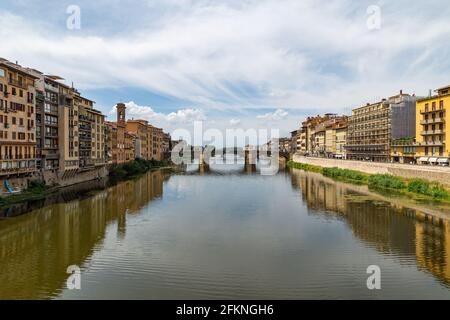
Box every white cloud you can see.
[110,101,206,129]
[1,0,450,127]
[229,118,241,126]
[257,109,288,121]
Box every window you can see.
[12,117,16,125]
[0,69,4,77]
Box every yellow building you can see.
[415,85,450,165]
[0,58,38,177]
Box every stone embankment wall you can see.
[0,166,109,195]
[292,155,450,187]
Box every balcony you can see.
[36,93,45,101]
[417,141,445,147]
[421,130,444,136]
[421,118,445,125]
[420,107,445,115]
[8,79,27,89]
[44,83,58,93]
[44,121,59,127]
[0,160,36,175]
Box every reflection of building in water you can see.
[290,168,450,285]
[0,170,167,299]
[415,216,450,285]
[290,169,348,214]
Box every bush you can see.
[323,167,365,181]
[430,187,449,199]
[287,161,323,173]
[368,174,406,190]
[110,158,165,179]
[408,179,449,199]
[27,180,47,193]
[407,179,430,195]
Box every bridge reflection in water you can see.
[289,168,450,288]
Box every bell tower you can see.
[117,103,126,127]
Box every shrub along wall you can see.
[287,161,450,202]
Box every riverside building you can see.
[346,91,417,162]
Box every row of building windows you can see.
[0,131,35,140]
[0,146,36,160]
[424,101,445,111]
[0,83,30,99]
[0,115,34,128]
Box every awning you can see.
[438,158,450,163]
[418,157,429,162]
[429,157,438,163]
[335,155,343,158]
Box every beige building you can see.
[306,115,347,157]
[124,131,136,162]
[346,91,416,162]
[88,108,106,167]
[58,85,79,173]
[335,122,348,159]
[0,58,38,177]
[105,121,117,164]
[126,120,149,160]
[148,125,163,161]
[116,103,127,164]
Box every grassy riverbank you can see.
[0,180,52,208]
[287,160,450,203]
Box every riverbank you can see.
[0,159,173,211]
[292,155,450,187]
[287,160,450,204]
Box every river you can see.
[1,160,450,299]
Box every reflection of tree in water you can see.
[0,170,167,299]
[290,168,450,286]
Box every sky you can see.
[1,0,449,143]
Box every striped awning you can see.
[429,157,438,163]
[418,157,429,162]
[438,158,450,163]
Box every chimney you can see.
[429,89,432,97]
[400,89,403,95]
